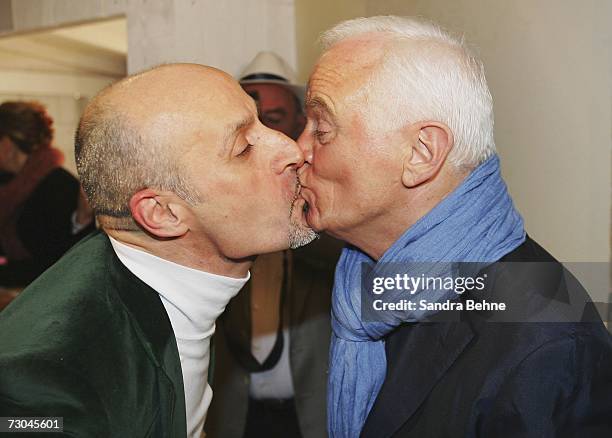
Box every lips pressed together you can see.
[297,184,310,215]
[296,181,320,228]
[299,187,312,214]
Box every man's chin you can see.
[289,197,319,249]
[289,225,319,249]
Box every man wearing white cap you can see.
[239,51,305,140]
[205,52,338,438]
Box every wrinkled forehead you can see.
[126,72,256,157]
[307,36,387,114]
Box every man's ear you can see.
[402,121,454,188]
[129,189,189,238]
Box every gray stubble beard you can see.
[289,219,319,249]
[288,180,319,249]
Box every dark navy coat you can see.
[362,237,612,438]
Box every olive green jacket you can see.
[0,231,187,437]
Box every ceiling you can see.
[50,18,127,55]
[0,17,127,78]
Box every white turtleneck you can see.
[109,237,249,438]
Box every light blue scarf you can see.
[327,155,526,437]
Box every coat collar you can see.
[101,232,187,437]
[360,320,475,438]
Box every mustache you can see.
[292,173,302,203]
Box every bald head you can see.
[93,64,242,128]
[75,64,246,229]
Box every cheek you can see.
[216,170,291,222]
[327,151,396,208]
[312,151,354,213]
[314,143,347,182]
[310,140,349,196]
[196,169,253,220]
[207,160,265,193]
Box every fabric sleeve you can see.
[0,357,109,438]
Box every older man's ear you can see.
[401,121,454,188]
[129,189,190,238]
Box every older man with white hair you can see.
[297,16,612,438]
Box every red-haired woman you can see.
[0,101,94,291]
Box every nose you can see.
[271,129,304,174]
[296,127,313,182]
[297,128,313,165]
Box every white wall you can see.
[295,0,366,83]
[126,0,297,76]
[3,0,126,32]
[3,0,298,92]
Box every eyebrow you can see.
[221,114,255,156]
[305,96,336,121]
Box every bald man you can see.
[0,64,317,437]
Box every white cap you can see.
[238,51,305,104]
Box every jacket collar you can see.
[101,232,187,437]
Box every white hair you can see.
[320,16,495,169]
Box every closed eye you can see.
[237,144,253,157]
[314,130,330,143]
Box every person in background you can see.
[205,52,340,438]
[0,101,94,291]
